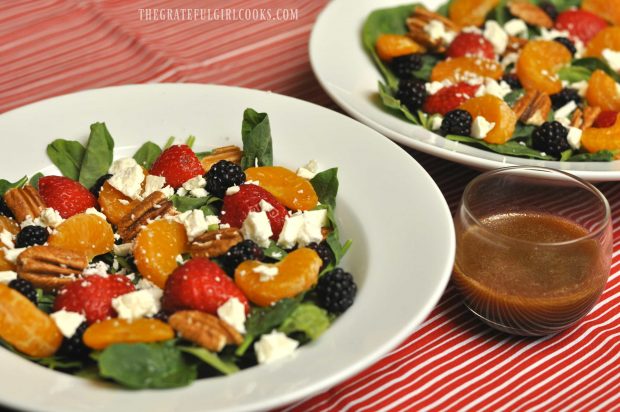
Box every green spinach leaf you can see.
[279,303,331,340]
[378,82,423,125]
[240,108,273,169]
[263,242,288,261]
[28,173,43,189]
[503,89,524,106]
[46,139,86,180]
[179,346,239,375]
[568,150,616,162]
[98,342,196,389]
[310,168,339,208]
[445,134,556,160]
[0,176,28,196]
[171,195,219,212]
[573,58,620,83]
[412,54,439,81]
[133,142,162,169]
[558,65,592,83]
[79,122,115,189]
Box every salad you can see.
[0,108,356,389]
[364,0,620,161]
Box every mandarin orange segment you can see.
[459,95,517,144]
[48,214,114,260]
[134,219,188,288]
[245,166,319,211]
[234,248,322,307]
[375,34,425,62]
[97,182,141,226]
[0,216,20,271]
[583,0,620,25]
[449,0,500,27]
[585,27,620,58]
[83,318,174,350]
[582,117,620,153]
[586,70,620,112]
[516,40,572,95]
[430,57,502,83]
[0,284,63,357]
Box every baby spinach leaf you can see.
[46,139,86,180]
[79,122,115,190]
[310,168,339,209]
[98,342,197,389]
[0,176,28,196]
[560,149,574,161]
[185,135,196,149]
[29,173,43,190]
[558,66,592,83]
[362,4,415,89]
[279,303,331,340]
[236,297,301,356]
[436,0,453,16]
[240,108,273,169]
[573,58,620,83]
[445,135,556,160]
[133,142,162,169]
[318,204,352,265]
[504,89,524,106]
[412,54,439,81]
[263,242,288,261]
[567,150,616,162]
[378,82,423,125]
[490,0,509,25]
[511,123,536,140]
[179,346,239,375]
[539,0,580,11]
[171,195,219,212]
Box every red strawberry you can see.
[555,10,607,44]
[54,275,135,324]
[38,176,97,219]
[446,32,495,60]
[593,111,619,128]
[220,184,287,237]
[423,83,480,116]
[162,258,249,314]
[149,144,204,189]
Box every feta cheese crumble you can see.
[504,19,528,37]
[602,49,620,72]
[107,158,145,199]
[111,289,162,321]
[217,297,247,334]
[241,211,272,248]
[253,264,279,282]
[569,80,589,97]
[475,79,512,99]
[173,210,220,241]
[471,116,496,139]
[0,270,17,284]
[3,248,26,264]
[483,20,508,54]
[226,185,241,196]
[254,330,299,364]
[83,261,109,277]
[424,20,456,45]
[39,208,65,228]
[50,310,86,338]
[296,160,319,180]
[430,114,444,131]
[567,127,583,150]
[277,209,328,249]
[0,230,14,249]
[84,207,107,221]
[113,243,133,257]
[554,101,578,126]
[142,175,167,198]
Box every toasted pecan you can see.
[3,185,45,223]
[507,1,553,29]
[406,6,458,52]
[189,227,243,258]
[571,106,602,130]
[16,245,88,291]
[201,145,243,172]
[512,90,551,126]
[169,310,243,352]
[117,191,175,241]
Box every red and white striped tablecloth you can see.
[2,1,619,410]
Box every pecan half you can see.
[190,227,243,258]
[16,245,88,291]
[3,185,45,223]
[406,6,458,53]
[505,36,528,55]
[571,106,602,130]
[507,1,553,28]
[201,145,243,172]
[117,191,175,242]
[512,90,551,126]
[169,310,243,352]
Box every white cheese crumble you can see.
[277,209,328,249]
[296,160,319,180]
[39,208,65,228]
[109,158,139,174]
[254,330,299,364]
[425,79,453,95]
[504,19,528,37]
[142,175,167,198]
[217,297,247,334]
[50,310,86,338]
[241,211,273,248]
[84,207,107,222]
[602,49,620,72]
[113,242,133,257]
[0,270,17,284]
[111,289,162,321]
[226,185,241,196]
[567,127,583,150]
[501,52,519,69]
[471,116,496,139]
[259,199,274,213]
[430,114,444,131]
[174,210,220,241]
[83,261,109,277]
[462,26,482,34]
[3,247,26,264]
[483,20,508,54]
[475,79,512,99]
[108,158,145,200]
[253,264,279,282]
[159,185,175,198]
[182,175,206,191]
[554,101,578,126]
[0,230,14,249]
[569,80,589,97]
[424,20,456,45]
[189,188,208,198]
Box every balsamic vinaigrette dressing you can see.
[454,212,608,335]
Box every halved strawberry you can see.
[555,10,607,44]
[149,145,204,189]
[423,83,480,116]
[38,176,97,219]
[593,111,618,128]
[446,32,495,60]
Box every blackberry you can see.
[502,73,522,90]
[15,225,49,248]
[440,110,473,136]
[90,173,112,198]
[59,322,89,358]
[221,240,264,275]
[390,53,423,79]
[205,160,246,198]
[315,268,357,314]
[539,1,558,21]
[532,121,570,157]
[550,88,582,110]
[396,78,427,112]
[152,310,169,323]
[8,278,37,305]
[307,241,334,271]
[554,37,576,56]
[0,197,14,218]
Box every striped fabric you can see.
[2,1,619,410]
